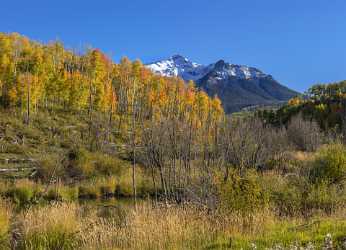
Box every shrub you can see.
[65,148,94,179]
[65,149,125,180]
[305,182,344,214]
[137,175,155,197]
[271,179,305,216]
[0,182,9,196]
[45,186,79,202]
[96,177,117,197]
[93,153,123,176]
[7,187,35,207]
[36,155,63,182]
[115,168,135,197]
[60,186,79,201]
[287,114,323,151]
[259,173,307,216]
[310,143,346,184]
[218,170,269,216]
[78,183,100,199]
[46,188,63,201]
[5,180,42,207]
[271,172,346,216]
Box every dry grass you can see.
[0,199,12,248]
[290,151,315,162]
[15,203,81,250]
[12,202,226,249]
[76,204,226,250]
[8,202,346,250]
[124,205,222,249]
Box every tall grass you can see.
[16,203,80,250]
[13,202,230,249]
[120,205,224,249]
[4,179,43,208]
[11,202,346,250]
[0,199,11,249]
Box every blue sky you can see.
[1,0,346,92]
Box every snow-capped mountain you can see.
[146,55,210,81]
[209,59,269,80]
[146,55,298,113]
[146,55,269,82]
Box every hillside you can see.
[258,80,346,130]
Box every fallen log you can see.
[0,167,37,172]
[0,158,36,164]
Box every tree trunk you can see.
[26,78,30,125]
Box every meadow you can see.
[0,109,346,249]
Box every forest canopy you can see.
[0,32,223,127]
[257,80,346,131]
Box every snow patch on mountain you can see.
[146,55,270,82]
[146,55,210,81]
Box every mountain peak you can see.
[171,54,188,61]
[146,55,298,113]
[146,56,270,82]
[146,55,207,81]
[214,60,227,70]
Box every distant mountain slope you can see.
[146,55,299,113]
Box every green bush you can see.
[97,177,117,197]
[271,174,346,216]
[93,153,123,176]
[115,183,132,197]
[5,180,42,207]
[7,187,35,207]
[65,148,94,179]
[45,186,78,202]
[78,183,100,199]
[272,180,305,216]
[0,182,10,196]
[115,168,134,197]
[305,182,345,214]
[64,149,125,180]
[218,170,269,215]
[45,188,61,201]
[259,173,307,216]
[136,174,155,197]
[310,143,346,184]
[60,186,79,201]
[36,155,63,182]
